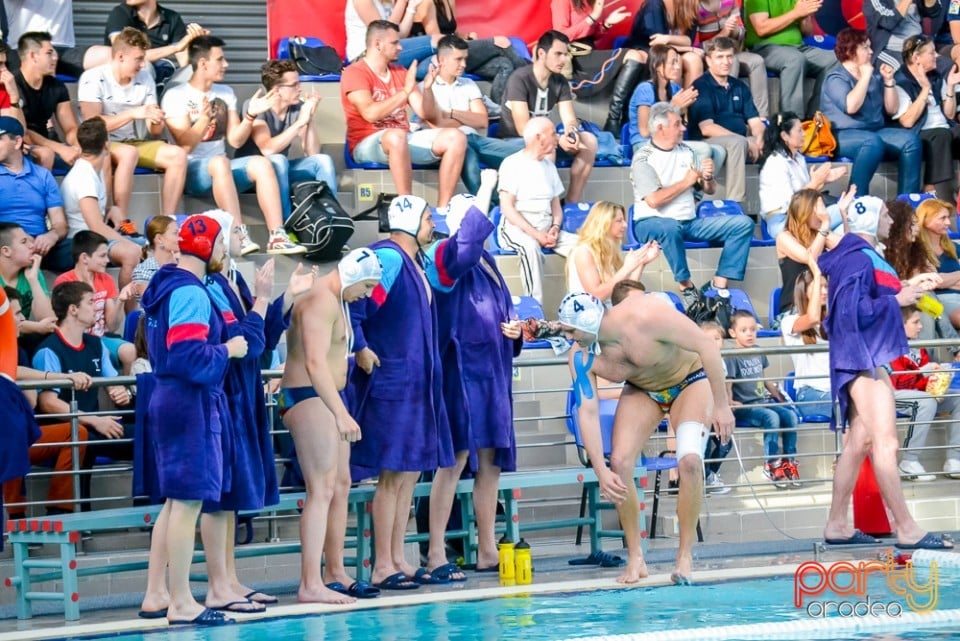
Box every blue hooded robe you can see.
[819,234,908,432]
[348,210,489,476]
[201,271,288,513]
[430,213,521,472]
[141,265,231,501]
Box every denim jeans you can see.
[402,35,436,77]
[703,434,732,475]
[185,156,263,196]
[795,386,833,421]
[463,134,524,194]
[835,127,922,196]
[265,154,337,221]
[733,400,799,461]
[632,214,754,283]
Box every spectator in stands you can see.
[413,0,529,106]
[917,198,960,331]
[497,117,578,304]
[53,231,137,372]
[132,214,179,297]
[820,29,922,197]
[552,0,646,135]
[1,286,90,519]
[781,268,833,420]
[0,222,55,341]
[865,0,945,72]
[890,304,960,481]
[726,309,800,487]
[0,43,25,128]
[279,249,382,603]
[632,102,752,309]
[696,0,769,119]
[139,214,245,626]
[0,116,71,271]
[33,281,133,483]
[162,35,304,256]
[566,201,660,303]
[346,0,442,69]
[104,0,209,89]
[14,32,81,171]
[497,31,598,204]
[688,36,764,203]
[626,0,703,88]
[5,1,104,77]
[744,0,836,118]
[235,59,337,221]
[758,112,848,238]
[78,28,188,219]
[627,44,725,174]
[59,118,142,290]
[819,194,954,550]
[341,21,467,210]
[893,35,960,202]
[774,189,850,319]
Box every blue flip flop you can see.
[430,562,467,582]
[568,551,625,568]
[168,607,233,626]
[896,532,955,550]
[374,572,420,591]
[825,530,880,545]
[137,608,168,619]
[413,567,451,585]
[326,580,381,598]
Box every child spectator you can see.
[53,230,137,372]
[726,309,800,488]
[59,117,142,289]
[131,215,179,298]
[700,320,732,494]
[890,305,960,481]
[781,268,833,421]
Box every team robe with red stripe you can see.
[141,264,231,501]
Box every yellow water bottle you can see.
[514,538,532,585]
[918,293,945,319]
[498,535,515,585]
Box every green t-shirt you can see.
[744,0,803,48]
[0,271,50,319]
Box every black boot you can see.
[603,59,644,135]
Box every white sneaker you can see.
[238,224,260,255]
[899,460,935,482]
[944,458,960,479]
[705,471,731,495]
[267,228,307,255]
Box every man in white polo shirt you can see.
[78,27,187,219]
[632,102,753,310]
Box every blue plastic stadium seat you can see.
[275,36,342,81]
[342,141,436,170]
[897,193,935,207]
[769,287,782,327]
[562,202,592,234]
[620,123,634,162]
[704,287,778,337]
[513,295,552,349]
[664,291,685,313]
[487,207,516,255]
[55,74,77,83]
[783,372,831,423]
[697,199,744,218]
[803,34,837,51]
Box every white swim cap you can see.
[558,292,605,337]
[338,247,383,288]
[388,195,429,236]
[847,196,885,238]
[443,194,477,235]
[200,209,235,257]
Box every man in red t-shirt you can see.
[340,20,467,209]
[0,43,25,128]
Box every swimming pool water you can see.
[61,571,960,641]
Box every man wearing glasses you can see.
[235,59,336,223]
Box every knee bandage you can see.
[674,421,709,462]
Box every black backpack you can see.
[284,181,354,261]
[287,37,343,76]
[685,289,734,332]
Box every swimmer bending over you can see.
[557,287,734,584]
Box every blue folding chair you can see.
[565,389,702,542]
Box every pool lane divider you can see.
[0,564,799,641]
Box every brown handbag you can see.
[801,111,837,158]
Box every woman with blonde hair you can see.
[916,198,960,331]
[131,216,180,299]
[566,201,659,303]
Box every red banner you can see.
[267,0,642,60]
